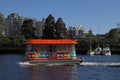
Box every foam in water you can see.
[19,62,36,66]
[18,61,120,67]
[80,62,120,67]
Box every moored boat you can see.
[95,47,102,55]
[87,50,95,55]
[102,47,111,56]
[87,24,95,55]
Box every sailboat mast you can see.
[89,23,92,50]
[97,25,100,47]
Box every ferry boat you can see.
[24,39,83,66]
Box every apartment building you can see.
[5,13,45,38]
[5,13,25,37]
[68,25,85,39]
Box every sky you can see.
[0,0,120,34]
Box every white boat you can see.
[87,40,95,55]
[102,47,111,55]
[87,50,95,55]
[87,38,95,55]
[95,47,102,55]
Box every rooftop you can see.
[25,39,77,45]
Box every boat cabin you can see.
[25,39,77,61]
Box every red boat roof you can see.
[25,39,77,45]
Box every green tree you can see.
[56,18,67,39]
[21,19,37,40]
[107,28,120,42]
[0,37,11,47]
[42,14,56,39]
[12,38,22,47]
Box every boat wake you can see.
[80,62,120,67]
[18,62,36,67]
[18,62,66,67]
[18,61,120,67]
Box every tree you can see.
[42,14,56,39]
[107,28,120,42]
[56,18,67,39]
[21,19,37,40]
[12,38,22,47]
[0,37,11,47]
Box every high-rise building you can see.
[5,13,45,38]
[5,13,25,37]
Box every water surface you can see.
[0,54,120,80]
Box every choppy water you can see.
[0,54,120,80]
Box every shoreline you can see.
[0,47,25,54]
[0,47,119,54]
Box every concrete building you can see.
[5,13,45,38]
[68,25,85,39]
[5,13,25,37]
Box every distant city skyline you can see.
[0,0,120,34]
